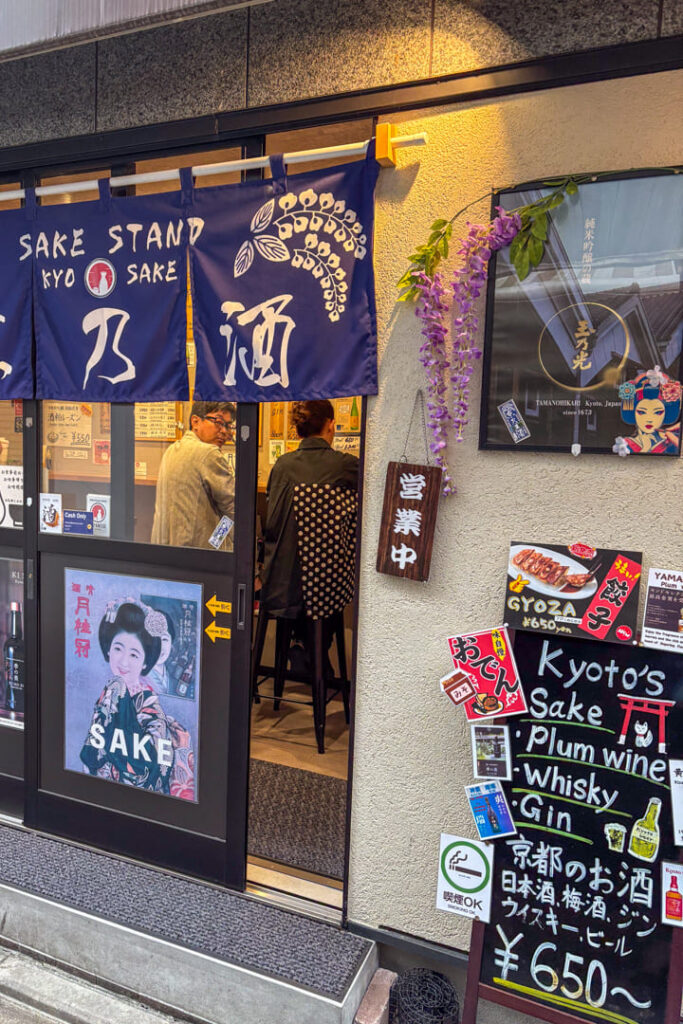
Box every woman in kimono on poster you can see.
[80,600,195,800]
[613,366,682,455]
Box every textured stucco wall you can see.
[348,70,683,979]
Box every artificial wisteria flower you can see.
[449,207,521,444]
[412,207,521,496]
[414,270,454,495]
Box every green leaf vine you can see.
[397,176,583,300]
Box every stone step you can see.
[0,948,184,1024]
[0,822,376,1024]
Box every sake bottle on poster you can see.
[484,796,501,835]
[628,797,661,862]
[350,396,360,432]
[3,601,24,716]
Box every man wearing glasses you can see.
[151,401,236,550]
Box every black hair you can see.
[189,401,236,427]
[98,603,161,676]
[291,400,335,438]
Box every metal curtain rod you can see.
[1,131,428,202]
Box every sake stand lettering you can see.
[463,632,683,1024]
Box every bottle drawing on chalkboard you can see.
[628,797,661,862]
[484,797,501,835]
[665,875,682,922]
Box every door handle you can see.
[236,583,247,630]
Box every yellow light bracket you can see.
[374,125,427,167]
[375,124,397,167]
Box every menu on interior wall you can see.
[134,402,178,441]
[505,541,642,644]
[43,401,92,448]
[478,631,683,1024]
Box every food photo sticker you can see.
[465,780,516,841]
[471,724,512,780]
[505,541,642,645]
[447,626,527,722]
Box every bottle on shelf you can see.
[349,396,360,432]
[665,874,682,923]
[3,601,24,717]
[628,797,661,862]
[270,403,284,438]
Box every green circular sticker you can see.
[441,840,491,894]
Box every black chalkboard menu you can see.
[476,632,683,1024]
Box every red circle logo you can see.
[91,503,106,523]
[615,625,633,641]
[84,259,116,298]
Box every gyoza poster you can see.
[505,541,642,644]
[480,172,683,454]
[64,568,201,802]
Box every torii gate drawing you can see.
[617,693,676,754]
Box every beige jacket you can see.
[151,431,235,550]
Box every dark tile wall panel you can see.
[247,0,432,108]
[96,10,248,132]
[661,0,683,35]
[0,45,96,148]
[432,0,662,77]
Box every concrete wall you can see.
[0,0,680,148]
[348,70,683,976]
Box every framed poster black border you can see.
[478,166,683,454]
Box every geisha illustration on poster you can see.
[613,366,682,456]
[64,568,201,802]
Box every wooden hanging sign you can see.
[375,461,441,582]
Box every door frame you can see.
[21,392,258,887]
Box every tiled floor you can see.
[250,678,350,781]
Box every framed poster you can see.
[465,631,683,1024]
[480,171,683,454]
[64,568,201,803]
[505,541,642,644]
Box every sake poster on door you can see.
[64,568,201,802]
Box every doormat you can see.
[248,759,347,881]
[0,824,371,1000]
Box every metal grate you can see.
[389,969,460,1024]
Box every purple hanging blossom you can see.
[411,206,521,497]
[449,208,521,445]
[415,270,455,495]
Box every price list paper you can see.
[477,632,683,1024]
